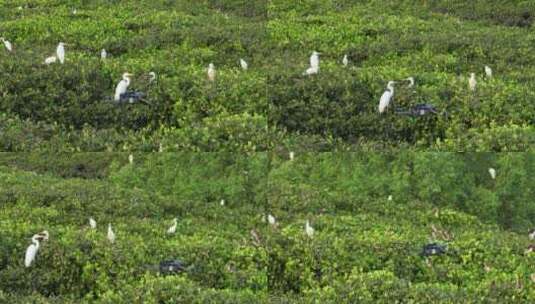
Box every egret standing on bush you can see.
[378,81,396,114]
[57,42,66,64]
[488,168,496,179]
[107,224,116,244]
[342,54,348,67]
[406,77,415,88]
[114,73,133,102]
[267,214,276,225]
[484,65,492,78]
[1,37,12,52]
[305,220,314,238]
[101,49,107,60]
[167,218,178,234]
[303,51,320,75]
[240,58,248,70]
[149,72,157,84]
[89,217,97,229]
[24,231,49,267]
[469,73,477,91]
[207,63,216,81]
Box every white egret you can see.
[469,73,477,91]
[310,51,320,70]
[484,65,492,78]
[267,214,276,225]
[114,73,133,102]
[342,54,348,67]
[24,231,49,267]
[529,229,535,240]
[220,199,225,206]
[0,38,13,52]
[101,49,107,59]
[207,63,216,81]
[56,42,66,64]
[388,195,393,201]
[149,72,157,83]
[488,168,496,179]
[107,224,115,243]
[44,56,57,65]
[128,154,134,164]
[378,81,396,114]
[406,77,415,88]
[89,217,97,229]
[305,220,314,238]
[289,151,295,161]
[240,58,248,70]
[167,218,178,234]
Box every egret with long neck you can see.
[114,73,133,101]
[24,231,49,267]
[378,81,396,113]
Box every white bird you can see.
[114,73,133,102]
[488,168,496,179]
[484,65,492,78]
[289,151,295,161]
[378,81,396,113]
[305,220,314,238]
[1,37,13,52]
[303,66,319,75]
[342,54,348,67]
[240,58,248,70]
[149,72,157,83]
[207,63,216,81]
[220,199,225,206]
[388,195,393,201]
[44,56,57,65]
[310,51,320,70]
[267,214,276,225]
[167,218,178,234]
[107,224,115,243]
[24,231,49,267]
[89,217,97,229]
[469,73,477,91]
[529,229,535,240]
[56,42,65,64]
[101,49,107,59]
[406,77,415,88]
[128,154,134,164]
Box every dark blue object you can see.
[159,259,186,275]
[119,91,146,104]
[421,243,447,256]
[396,104,438,117]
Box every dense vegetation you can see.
[1,153,535,302]
[1,1,535,150]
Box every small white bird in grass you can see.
[89,217,97,229]
[267,214,276,225]
[289,151,295,161]
[220,199,225,206]
[207,63,216,81]
[114,73,134,102]
[406,77,415,88]
[107,224,116,244]
[378,81,396,114]
[128,154,134,164]
[56,42,66,64]
[149,72,157,83]
[305,220,314,238]
[44,56,57,65]
[528,229,535,240]
[342,54,349,67]
[0,37,13,52]
[167,218,178,234]
[469,73,477,91]
[388,195,393,201]
[303,51,320,75]
[488,168,496,179]
[24,231,49,267]
[101,49,107,60]
[484,65,492,78]
[240,58,248,70]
